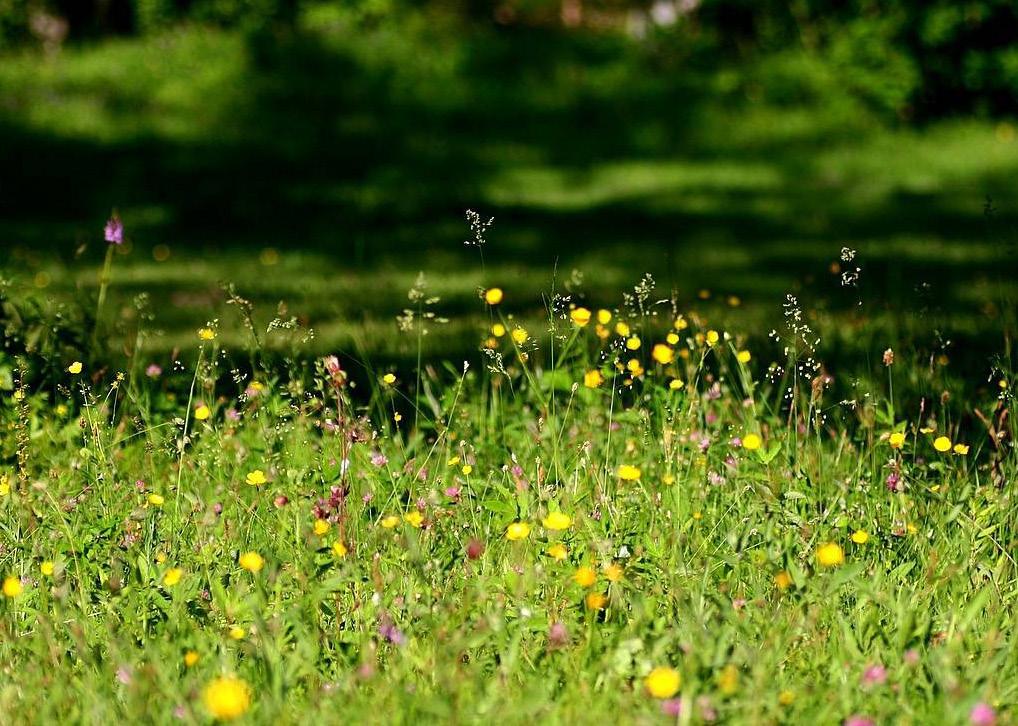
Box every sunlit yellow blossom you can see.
[2,576,23,598]
[673,316,688,330]
[184,651,200,667]
[604,563,623,582]
[461,464,473,475]
[706,330,720,346]
[194,404,211,421]
[718,664,739,695]
[953,443,969,455]
[155,552,167,564]
[382,373,396,385]
[332,541,348,557]
[0,476,10,497]
[889,432,906,449]
[597,309,612,325]
[778,690,795,706]
[542,511,572,530]
[595,324,609,339]
[547,543,568,561]
[644,667,681,699]
[584,592,608,610]
[505,521,531,540]
[245,469,267,486]
[511,327,528,345]
[626,336,641,351]
[933,436,952,452]
[404,511,424,528]
[851,530,869,544]
[666,332,679,345]
[816,542,844,567]
[484,288,503,305]
[238,551,264,573]
[627,359,644,377]
[742,433,762,451]
[147,493,165,507]
[570,307,592,326]
[736,350,751,364]
[617,464,641,481]
[381,515,400,529]
[651,344,674,365]
[492,323,506,337]
[198,327,216,341]
[615,322,630,337]
[583,370,604,388]
[40,561,54,577]
[669,378,685,391]
[313,519,331,536]
[163,568,183,586]
[573,566,597,587]
[67,361,83,375]
[203,676,251,721]
[774,570,793,590]
[728,295,741,307]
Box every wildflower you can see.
[673,316,688,330]
[742,433,762,451]
[718,664,739,695]
[970,703,996,726]
[861,664,887,687]
[617,465,641,481]
[313,519,330,536]
[736,350,751,364]
[844,716,875,726]
[148,493,165,507]
[104,215,124,244]
[851,530,869,544]
[597,309,612,324]
[245,470,267,486]
[547,543,568,561]
[203,676,251,721]
[584,592,608,610]
[583,370,604,388]
[198,327,216,341]
[953,443,970,455]
[381,515,400,529]
[626,358,644,377]
[615,322,630,337]
[40,561,54,577]
[626,336,641,351]
[651,344,674,364]
[542,512,572,530]
[669,378,685,391]
[2,576,23,598]
[816,542,845,568]
[228,626,246,640]
[883,348,895,366]
[573,566,597,587]
[163,568,183,587]
[889,432,906,449]
[461,464,473,475]
[332,541,348,557]
[484,288,503,305]
[644,667,681,699]
[505,522,531,541]
[238,551,264,573]
[404,511,424,528]
[933,436,952,452]
[705,330,720,346]
[492,323,506,337]
[570,307,591,326]
[604,563,623,582]
[184,651,200,667]
[666,332,679,345]
[67,361,83,375]
[466,539,485,559]
[382,373,396,385]
[511,327,528,345]
[774,570,793,590]
[548,621,569,648]
[194,405,211,421]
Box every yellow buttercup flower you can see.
[706,330,720,346]
[573,566,596,587]
[718,664,739,695]
[382,373,396,385]
[381,515,400,529]
[736,350,751,364]
[673,316,688,330]
[816,542,844,567]
[228,626,246,640]
[332,541,348,557]
[583,370,604,388]
[542,511,572,530]
[492,323,506,337]
[484,288,503,305]
[644,667,681,699]
[851,530,869,544]
[238,551,264,573]
[651,344,674,365]
[194,404,211,421]
[184,651,200,667]
[67,361,83,375]
[618,464,641,481]
[615,322,630,337]
[163,568,183,586]
[953,443,969,455]
[147,493,165,507]
[461,464,473,475]
[669,378,685,391]
[774,570,793,590]
[570,307,592,326]
[933,436,952,452]
[584,592,608,610]
[404,511,424,528]
[742,433,762,451]
[313,519,330,536]
[245,469,267,486]
[40,561,54,577]
[596,309,612,325]
[203,676,251,721]
[604,563,623,582]
[666,332,679,345]
[2,576,23,598]
[505,521,531,541]
[547,543,568,561]
[889,432,906,449]
[778,690,795,706]
[511,327,528,345]
[626,336,641,351]
[198,327,216,341]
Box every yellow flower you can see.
[381,515,400,529]
[461,464,473,475]
[604,563,623,582]
[194,404,211,421]
[889,432,906,449]
[332,541,348,557]
[573,566,597,587]
[313,519,331,536]
[542,511,572,530]
[618,464,641,481]
[706,330,720,346]
[728,295,741,307]
[584,592,608,610]
[147,493,165,507]
[67,361,83,375]
[155,552,167,564]
[492,323,506,337]
[736,350,751,364]
[933,436,952,452]
[816,542,844,568]
[596,309,612,325]
[245,469,267,486]
[644,666,681,699]
[570,307,592,326]
[583,370,604,388]
[718,664,739,695]
[547,543,568,561]
[505,521,531,541]
[673,316,688,330]
[203,676,251,721]
[2,576,23,598]
[651,344,674,365]
[184,651,200,667]
[851,530,869,544]
[626,336,641,351]
[698,289,711,299]
[778,690,795,706]
[774,570,792,590]
[198,327,216,341]
[953,443,969,455]
[382,373,396,385]
[484,288,503,305]
[40,561,54,577]
[742,433,762,451]
[595,324,609,340]
[238,551,264,573]
[669,378,685,391]
[511,327,528,345]
[404,511,424,528]
[626,359,644,377]
[666,332,680,345]
[447,456,461,466]
[228,626,246,640]
[163,568,183,586]
[615,322,630,337]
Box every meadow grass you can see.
[0,240,1016,724]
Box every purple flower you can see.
[104,216,124,245]
[378,619,406,646]
[970,703,996,726]
[547,621,569,648]
[844,717,875,726]
[370,452,388,467]
[444,486,461,501]
[145,364,162,378]
[886,471,902,492]
[861,663,887,687]
[661,699,682,716]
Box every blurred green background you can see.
[1,0,1017,368]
